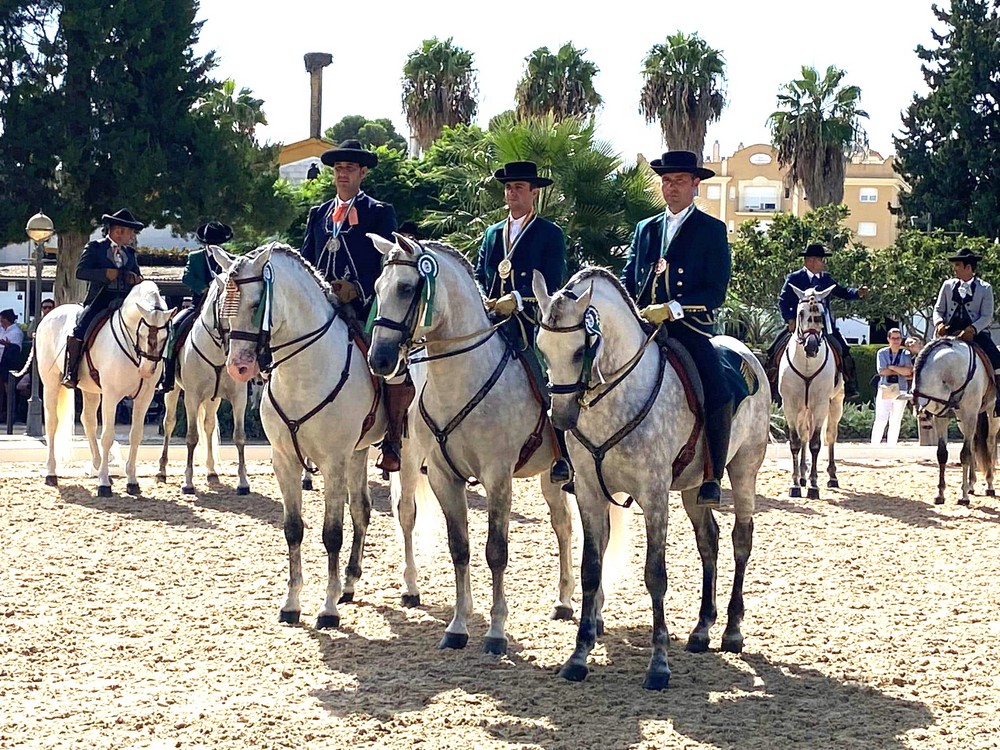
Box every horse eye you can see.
[397,282,413,296]
[572,347,584,363]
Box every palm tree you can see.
[198,78,267,142]
[401,37,478,155]
[514,43,602,120]
[639,32,726,161]
[767,65,869,207]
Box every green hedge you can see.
[770,401,961,441]
[169,392,267,441]
[851,344,883,404]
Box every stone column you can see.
[304,53,333,140]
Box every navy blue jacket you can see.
[778,268,861,325]
[475,215,566,300]
[300,191,397,309]
[77,238,142,305]
[620,208,730,335]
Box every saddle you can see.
[767,331,843,398]
[79,307,116,388]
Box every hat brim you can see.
[101,214,144,231]
[196,223,234,245]
[649,161,715,180]
[948,253,982,263]
[800,250,834,257]
[320,149,378,168]
[492,169,553,188]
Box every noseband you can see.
[370,257,426,357]
[912,341,977,417]
[111,307,170,367]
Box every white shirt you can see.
[507,213,530,244]
[0,321,24,362]
[664,204,695,248]
[110,241,125,268]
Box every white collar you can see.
[508,212,530,228]
[665,204,695,223]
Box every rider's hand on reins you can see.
[786,320,796,332]
[493,293,520,317]
[332,280,359,304]
[105,268,119,282]
[640,303,673,325]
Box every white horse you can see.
[367,234,575,656]
[157,247,250,495]
[34,281,174,496]
[533,268,770,690]
[911,337,1000,505]
[224,242,388,628]
[778,286,845,499]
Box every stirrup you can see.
[549,457,572,485]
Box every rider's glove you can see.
[786,320,796,333]
[640,303,674,325]
[492,292,521,318]
[934,322,949,338]
[332,280,359,304]
[960,325,976,342]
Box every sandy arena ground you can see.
[2,450,999,750]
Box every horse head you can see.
[223,243,280,382]
[125,281,176,379]
[911,338,981,418]
[791,285,833,357]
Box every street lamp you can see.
[24,211,55,438]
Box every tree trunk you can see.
[55,230,87,304]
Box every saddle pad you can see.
[712,340,758,412]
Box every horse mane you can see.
[554,267,650,332]
[388,238,478,283]
[913,337,955,382]
[245,241,342,308]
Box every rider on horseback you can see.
[933,247,1000,416]
[158,220,231,394]
[62,208,145,389]
[621,150,731,506]
[474,161,574,489]
[766,243,867,399]
[300,139,410,473]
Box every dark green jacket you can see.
[182,249,219,296]
[475,215,566,300]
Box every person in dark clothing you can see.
[62,209,144,388]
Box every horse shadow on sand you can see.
[56,482,217,530]
[300,602,933,750]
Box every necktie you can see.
[332,203,348,224]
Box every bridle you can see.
[110,306,171,368]
[911,339,978,418]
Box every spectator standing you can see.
[870,328,913,446]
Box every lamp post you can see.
[24,212,54,437]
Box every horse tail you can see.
[974,410,991,473]
[53,383,76,469]
[390,468,442,555]
[193,401,221,466]
[600,497,631,597]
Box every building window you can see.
[706,185,722,200]
[859,187,878,203]
[858,221,877,237]
[741,186,779,212]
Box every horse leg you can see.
[43,383,63,484]
[720,450,758,653]
[157,386,180,483]
[959,420,975,507]
[81,391,101,477]
[433,471,474,650]
[682,487,718,654]
[231,386,250,495]
[641,504,671,690]
[826,394,844,488]
[339,448,372,604]
[807,428,822,500]
[559,494,609,683]
[203,398,220,482]
[317,456,350,629]
[96,394,118,496]
[986,417,998,496]
[182,394,201,494]
[540,476,574,621]
[788,430,802,497]
[935,418,949,505]
[395,442,422,607]
[480,475,513,655]
[273,447,306,625]
[124,384,155,495]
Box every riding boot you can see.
[61,336,84,389]
[842,349,859,399]
[157,355,177,395]
[698,399,733,506]
[550,428,575,492]
[376,380,416,473]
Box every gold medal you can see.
[498,258,512,279]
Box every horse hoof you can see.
[987,489,996,497]
[44,475,57,487]
[789,486,801,498]
[278,610,300,625]
[97,486,112,498]
[237,486,250,496]
[482,637,508,655]
[207,473,219,482]
[155,474,167,483]
[401,594,421,608]
[316,614,340,630]
[827,479,839,488]
[958,498,970,507]
[338,591,354,604]
[807,488,820,500]
[722,631,745,653]
[126,483,141,496]
[934,497,945,505]
[686,633,710,653]
[551,605,574,621]
[643,669,671,691]
[558,662,589,682]
[302,479,313,491]
[182,486,195,495]
[438,632,469,650]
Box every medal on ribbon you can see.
[498,258,512,280]
[655,257,667,275]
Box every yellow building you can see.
[278,137,333,185]
[696,143,907,249]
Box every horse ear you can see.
[392,232,420,255]
[575,281,595,311]
[367,233,398,256]
[532,270,552,317]
[814,285,835,301]
[789,284,807,300]
[207,244,235,273]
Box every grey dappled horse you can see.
[534,269,770,690]
[34,281,174,495]
[158,246,250,495]
[367,234,575,656]
[224,243,389,628]
[911,337,1000,505]
[778,286,845,499]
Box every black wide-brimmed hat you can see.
[0,308,16,321]
[196,221,233,246]
[800,243,834,258]
[492,161,553,188]
[648,150,715,179]
[948,247,982,263]
[101,208,144,231]
[398,221,423,240]
[320,139,378,169]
